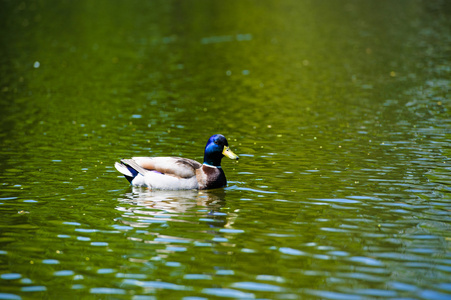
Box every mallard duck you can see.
[115,134,239,190]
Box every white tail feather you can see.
[115,162,134,177]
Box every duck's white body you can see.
[115,135,238,190]
[115,156,226,190]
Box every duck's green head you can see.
[203,134,239,167]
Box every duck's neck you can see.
[203,154,222,167]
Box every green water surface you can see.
[1,0,450,299]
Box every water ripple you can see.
[90,287,126,295]
[231,281,284,292]
[122,279,188,290]
[202,288,255,299]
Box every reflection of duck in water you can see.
[117,188,229,227]
[120,188,226,212]
[115,134,239,190]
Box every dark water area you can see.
[1,0,450,299]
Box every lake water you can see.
[1,0,450,299]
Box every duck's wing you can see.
[128,157,202,178]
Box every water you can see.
[1,0,450,299]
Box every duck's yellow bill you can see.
[223,146,239,160]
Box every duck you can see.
[114,134,239,190]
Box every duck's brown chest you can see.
[198,165,227,190]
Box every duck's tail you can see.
[115,161,139,183]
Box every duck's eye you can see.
[214,140,219,145]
